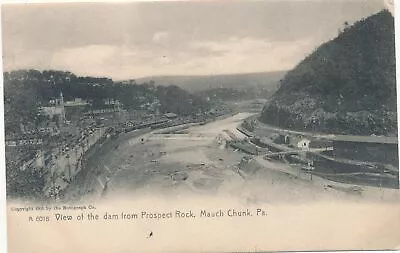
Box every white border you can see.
[0,1,8,252]
[0,1,398,253]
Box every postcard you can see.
[2,0,399,252]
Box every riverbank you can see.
[60,112,399,204]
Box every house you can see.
[297,138,311,150]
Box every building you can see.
[297,138,311,150]
[86,106,120,115]
[5,138,43,147]
[40,92,66,125]
[84,100,121,116]
[64,98,89,107]
[41,94,93,123]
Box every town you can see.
[5,86,399,202]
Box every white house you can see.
[297,138,311,150]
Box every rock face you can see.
[261,10,397,136]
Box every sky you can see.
[1,0,388,80]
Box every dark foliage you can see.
[6,165,45,200]
[261,10,397,136]
[4,70,209,134]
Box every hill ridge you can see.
[260,9,397,136]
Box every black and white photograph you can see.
[2,0,400,252]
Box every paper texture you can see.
[2,0,399,252]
